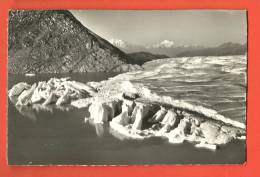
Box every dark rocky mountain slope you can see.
[8,10,141,73]
[128,52,169,65]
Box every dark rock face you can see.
[128,52,169,65]
[8,10,136,73]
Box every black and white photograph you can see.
[8,10,247,165]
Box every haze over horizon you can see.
[71,10,247,47]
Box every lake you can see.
[8,69,246,165]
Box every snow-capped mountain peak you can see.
[145,40,175,48]
[156,40,175,48]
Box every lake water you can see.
[8,70,246,165]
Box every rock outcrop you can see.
[8,10,141,73]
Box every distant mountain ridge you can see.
[8,10,141,74]
[176,42,247,57]
[109,39,247,57]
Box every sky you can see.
[71,10,247,47]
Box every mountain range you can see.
[109,39,247,57]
